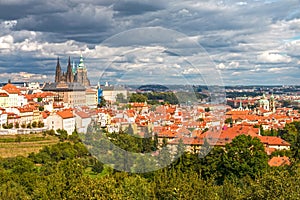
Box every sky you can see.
[0,0,300,85]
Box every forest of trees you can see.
[0,122,300,199]
[126,91,208,105]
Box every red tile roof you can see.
[0,92,8,97]
[2,83,20,94]
[268,156,290,167]
[57,109,74,119]
[257,136,291,146]
[75,111,90,119]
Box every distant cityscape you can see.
[0,55,299,169]
[1,0,299,198]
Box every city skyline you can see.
[0,0,300,85]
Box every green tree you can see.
[7,123,13,129]
[32,121,37,128]
[11,156,35,174]
[38,121,44,128]
[129,93,148,103]
[220,135,268,182]
[116,93,127,103]
[127,124,134,135]
[98,96,107,107]
[91,160,104,173]
[21,123,26,128]
[0,181,30,200]
[158,138,172,168]
[142,127,152,153]
[14,122,19,129]
[69,129,81,143]
[57,129,68,142]
[152,133,159,151]
[27,123,31,129]
[174,138,185,161]
[224,117,232,124]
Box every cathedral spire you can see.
[72,61,76,74]
[55,57,62,83]
[66,56,74,82]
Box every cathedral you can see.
[55,55,90,87]
[42,55,91,107]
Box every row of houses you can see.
[96,101,295,161]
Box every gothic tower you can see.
[66,57,74,83]
[74,54,90,87]
[270,94,276,113]
[55,57,62,83]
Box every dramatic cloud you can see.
[257,51,292,64]
[0,0,300,85]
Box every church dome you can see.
[259,94,269,105]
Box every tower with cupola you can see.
[54,55,90,87]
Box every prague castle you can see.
[42,55,96,107]
[55,55,90,87]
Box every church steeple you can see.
[78,54,85,69]
[72,61,76,75]
[74,54,90,87]
[66,56,74,82]
[55,57,62,83]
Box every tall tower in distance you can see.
[54,55,90,87]
[270,94,276,113]
[66,57,74,83]
[74,54,90,87]
[55,57,62,83]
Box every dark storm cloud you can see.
[0,0,300,84]
[13,4,113,33]
[0,1,67,20]
[113,0,166,16]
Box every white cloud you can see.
[216,61,239,70]
[217,63,226,69]
[0,0,300,85]
[0,72,49,82]
[267,67,295,73]
[231,72,241,76]
[257,51,292,63]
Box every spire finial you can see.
[78,54,85,68]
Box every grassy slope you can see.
[0,134,59,158]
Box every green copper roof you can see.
[78,54,85,69]
[72,61,77,74]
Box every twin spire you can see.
[54,55,90,87]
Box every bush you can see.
[92,161,104,173]
[7,123,13,129]
[32,121,37,128]
[57,129,68,142]
[27,123,31,129]
[38,121,44,128]
[15,122,19,129]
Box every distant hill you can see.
[137,84,170,92]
